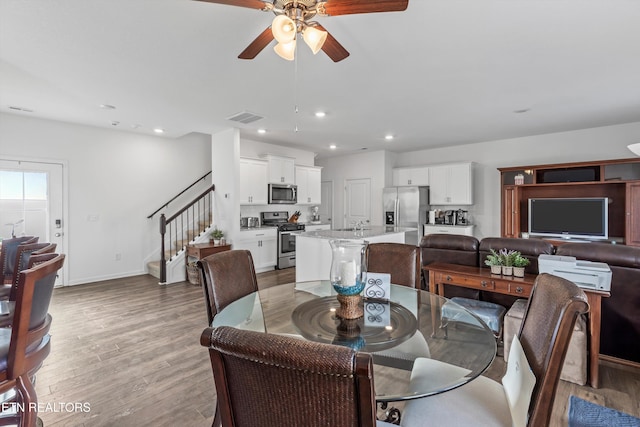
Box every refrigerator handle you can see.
[395,199,400,226]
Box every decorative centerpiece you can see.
[485,249,503,274]
[210,227,224,245]
[329,239,368,319]
[499,248,518,276]
[513,253,530,277]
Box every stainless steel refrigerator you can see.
[383,186,429,246]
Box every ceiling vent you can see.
[227,111,264,124]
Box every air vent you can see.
[227,111,264,124]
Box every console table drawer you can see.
[437,272,495,290]
[507,282,532,297]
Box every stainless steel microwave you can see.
[268,184,297,204]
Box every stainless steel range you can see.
[261,211,305,269]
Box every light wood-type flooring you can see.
[34,269,639,426]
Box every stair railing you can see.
[158,184,215,283]
[147,171,212,219]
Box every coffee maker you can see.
[455,209,469,225]
[444,210,456,225]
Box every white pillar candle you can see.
[340,260,357,287]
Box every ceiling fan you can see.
[195,0,409,62]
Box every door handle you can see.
[55,232,63,237]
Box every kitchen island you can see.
[295,226,416,282]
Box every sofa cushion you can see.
[557,242,640,363]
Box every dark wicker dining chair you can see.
[0,253,65,427]
[366,242,421,288]
[400,273,589,427]
[197,250,259,325]
[0,236,38,285]
[200,326,395,427]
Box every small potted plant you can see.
[485,248,503,274]
[513,254,530,278]
[499,248,518,276]
[210,227,224,245]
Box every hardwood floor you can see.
[34,269,638,426]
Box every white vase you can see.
[513,267,525,277]
[502,266,513,276]
[490,265,502,275]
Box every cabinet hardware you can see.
[446,275,452,281]
[515,286,523,293]
[481,280,488,287]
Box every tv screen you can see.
[528,197,608,240]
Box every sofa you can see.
[420,235,640,366]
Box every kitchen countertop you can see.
[239,225,277,231]
[424,223,473,227]
[298,226,416,240]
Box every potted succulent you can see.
[485,249,503,274]
[499,248,518,276]
[513,253,530,278]
[210,227,224,245]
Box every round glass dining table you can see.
[211,281,496,403]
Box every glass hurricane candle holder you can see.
[329,239,368,319]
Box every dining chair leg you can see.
[212,403,221,427]
[16,375,37,427]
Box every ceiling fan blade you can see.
[319,0,409,16]
[316,25,349,62]
[238,27,275,59]
[194,0,271,11]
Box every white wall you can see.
[316,150,388,229]
[317,122,640,240]
[0,113,212,285]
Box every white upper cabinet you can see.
[428,162,473,205]
[392,166,430,186]
[239,158,268,205]
[264,154,295,184]
[295,165,322,204]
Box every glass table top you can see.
[212,281,497,402]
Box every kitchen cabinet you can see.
[264,154,295,184]
[239,158,268,205]
[392,166,430,186]
[295,165,322,204]
[429,162,473,205]
[235,228,277,272]
[423,224,474,237]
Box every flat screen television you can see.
[528,197,609,240]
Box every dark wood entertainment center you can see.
[499,157,640,246]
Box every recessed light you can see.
[513,108,530,114]
[100,104,116,110]
[329,144,337,150]
[315,111,326,118]
[385,134,394,140]
[153,128,165,134]
[258,129,267,134]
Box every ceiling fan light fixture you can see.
[628,143,640,156]
[274,39,296,61]
[303,26,328,55]
[272,15,296,43]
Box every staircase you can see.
[146,172,216,284]
[147,214,213,282]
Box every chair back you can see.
[10,243,57,292]
[200,326,377,427]
[366,242,421,288]
[197,250,258,325]
[518,273,589,426]
[0,236,38,283]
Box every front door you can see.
[344,178,371,229]
[0,159,66,286]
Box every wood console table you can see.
[186,243,231,270]
[425,262,610,388]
